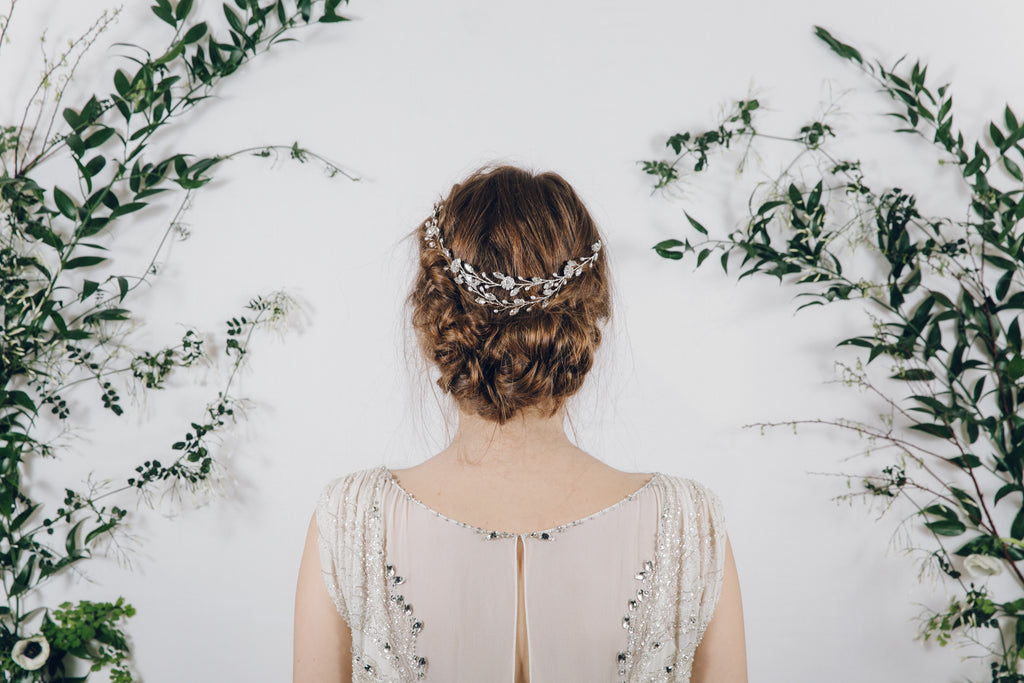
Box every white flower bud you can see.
[963,553,1003,577]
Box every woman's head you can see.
[406,164,612,425]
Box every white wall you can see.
[8,0,1024,680]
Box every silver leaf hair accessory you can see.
[422,200,602,316]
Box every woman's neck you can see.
[438,404,589,477]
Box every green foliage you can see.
[0,1,352,679]
[642,26,1024,679]
[39,600,135,681]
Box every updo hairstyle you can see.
[406,164,612,425]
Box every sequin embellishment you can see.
[316,467,726,682]
[316,470,429,681]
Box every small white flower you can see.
[562,260,578,278]
[592,240,602,252]
[500,276,515,290]
[451,258,461,271]
[12,635,49,671]
[964,554,1003,577]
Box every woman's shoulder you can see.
[651,472,726,518]
[316,465,390,511]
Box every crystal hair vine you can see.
[422,200,602,316]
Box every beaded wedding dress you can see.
[315,466,727,682]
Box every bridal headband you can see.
[422,200,602,316]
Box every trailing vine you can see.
[1,1,352,680]
[643,26,1024,680]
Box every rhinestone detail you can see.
[383,466,657,541]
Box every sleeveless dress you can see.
[315,466,727,682]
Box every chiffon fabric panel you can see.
[380,473,660,682]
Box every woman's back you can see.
[315,458,727,682]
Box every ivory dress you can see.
[315,466,727,682]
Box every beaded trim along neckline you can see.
[381,466,660,541]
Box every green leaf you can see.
[224,4,246,34]
[62,107,81,131]
[48,310,69,337]
[996,483,1021,505]
[909,394,946,414]
[1004,156,1023,182]
[83,155,107,178]
[83,308,130,325]
[81,279,100,301]
[984,253,1016,271]
[836,336,874,349]
[84,520,118,545]
[947,454,982,469]
[9,503,40,531]
[83,127,115,150]
[77,216,111,239]
[951,487,982,525]
[890,368,935,381]
[53,187,78,220]
[908,422,953,439]
[683,211,708,235]
[9,556,37,597]
[812,26,863,65]
[151,1,176,26]
[66,519,86,555]
[1007,356,1024,380]
[787,183,803,208]
[175,0,194,20]
[117,276,130,302]
[806,180,823,212]
[1003,291,1024,310]
[114,69,131,97]
[1012,506,1024,540]
[925,519,966,537]
[997,269,1014,301]
[183,21,208,44]
[64,256,107,270]
[319,11,349,23]
[154,40,186,66]
[110,202,148,219]
[7,390,37,414]
[653,239,684,260]
[696,248,711,267]
[955,534,1024,560]
[755,200,787,215]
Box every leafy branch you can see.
[1,1,353,680]
[642,25,1024,680]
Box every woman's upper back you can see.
[315,465,728,682]
[386,450,658,535]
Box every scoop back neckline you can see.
[380,465,660,539]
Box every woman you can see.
[294,164,747,682]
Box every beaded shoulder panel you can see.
[317,468,426,681]
[620,474,727,682]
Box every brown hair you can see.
[405,164,612,425]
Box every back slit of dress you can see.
[514,535,530,683]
